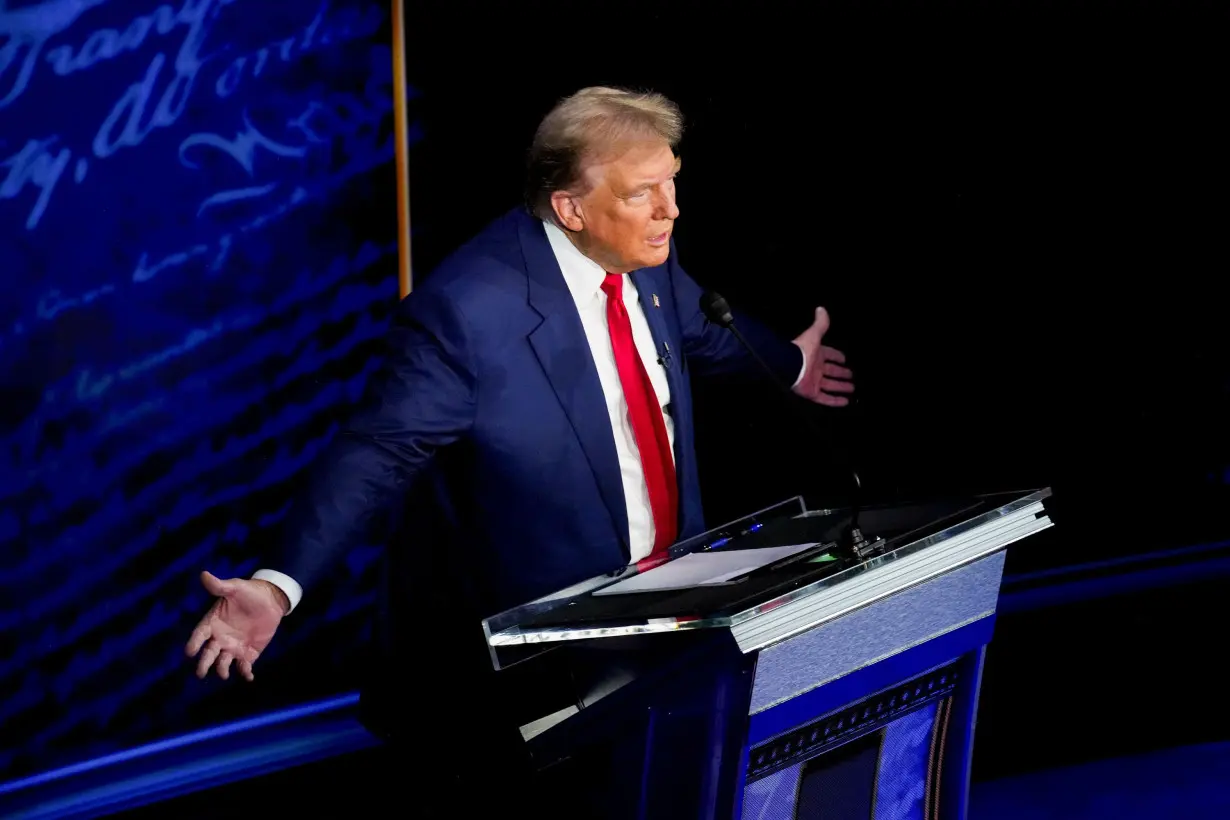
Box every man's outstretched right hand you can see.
[185,571,288,682]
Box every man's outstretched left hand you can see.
[792,307,855,407]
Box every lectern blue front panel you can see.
[740,653,983,820]
[749,553,1005,714]
[876,704,941,817]
[742,702,939,820]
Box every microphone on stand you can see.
[699,290,880,560]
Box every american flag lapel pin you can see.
[652,293,660,307]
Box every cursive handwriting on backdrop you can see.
[1,0,395,338]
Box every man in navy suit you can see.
[186,86,852,691]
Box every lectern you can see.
[482,489,1053,819]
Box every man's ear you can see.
[550,191,585,232]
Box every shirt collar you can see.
[542,219,609,305]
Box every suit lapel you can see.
[518,215,630,554]
[629,268,685,437]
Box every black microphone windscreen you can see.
[700,290,734,327]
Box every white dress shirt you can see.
[543,220,677,566]
[255,220,805,613]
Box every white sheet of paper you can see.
[593,543,821,596]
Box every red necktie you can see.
[601,273,678,559]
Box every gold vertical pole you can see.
[391,0,413,298]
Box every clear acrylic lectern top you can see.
[482,488,1053,669]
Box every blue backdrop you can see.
[0,0,410,781]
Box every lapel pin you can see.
[652,293,660,307]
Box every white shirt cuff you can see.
[792,345,807,389]
[252,569,303,614]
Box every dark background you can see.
[404,0,1228,561]
[2,0,1227,793]
[400,0,1230,781]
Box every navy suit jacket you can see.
[280,207,803,615]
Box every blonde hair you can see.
[525,86,684,223]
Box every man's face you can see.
[555,139,681,273]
